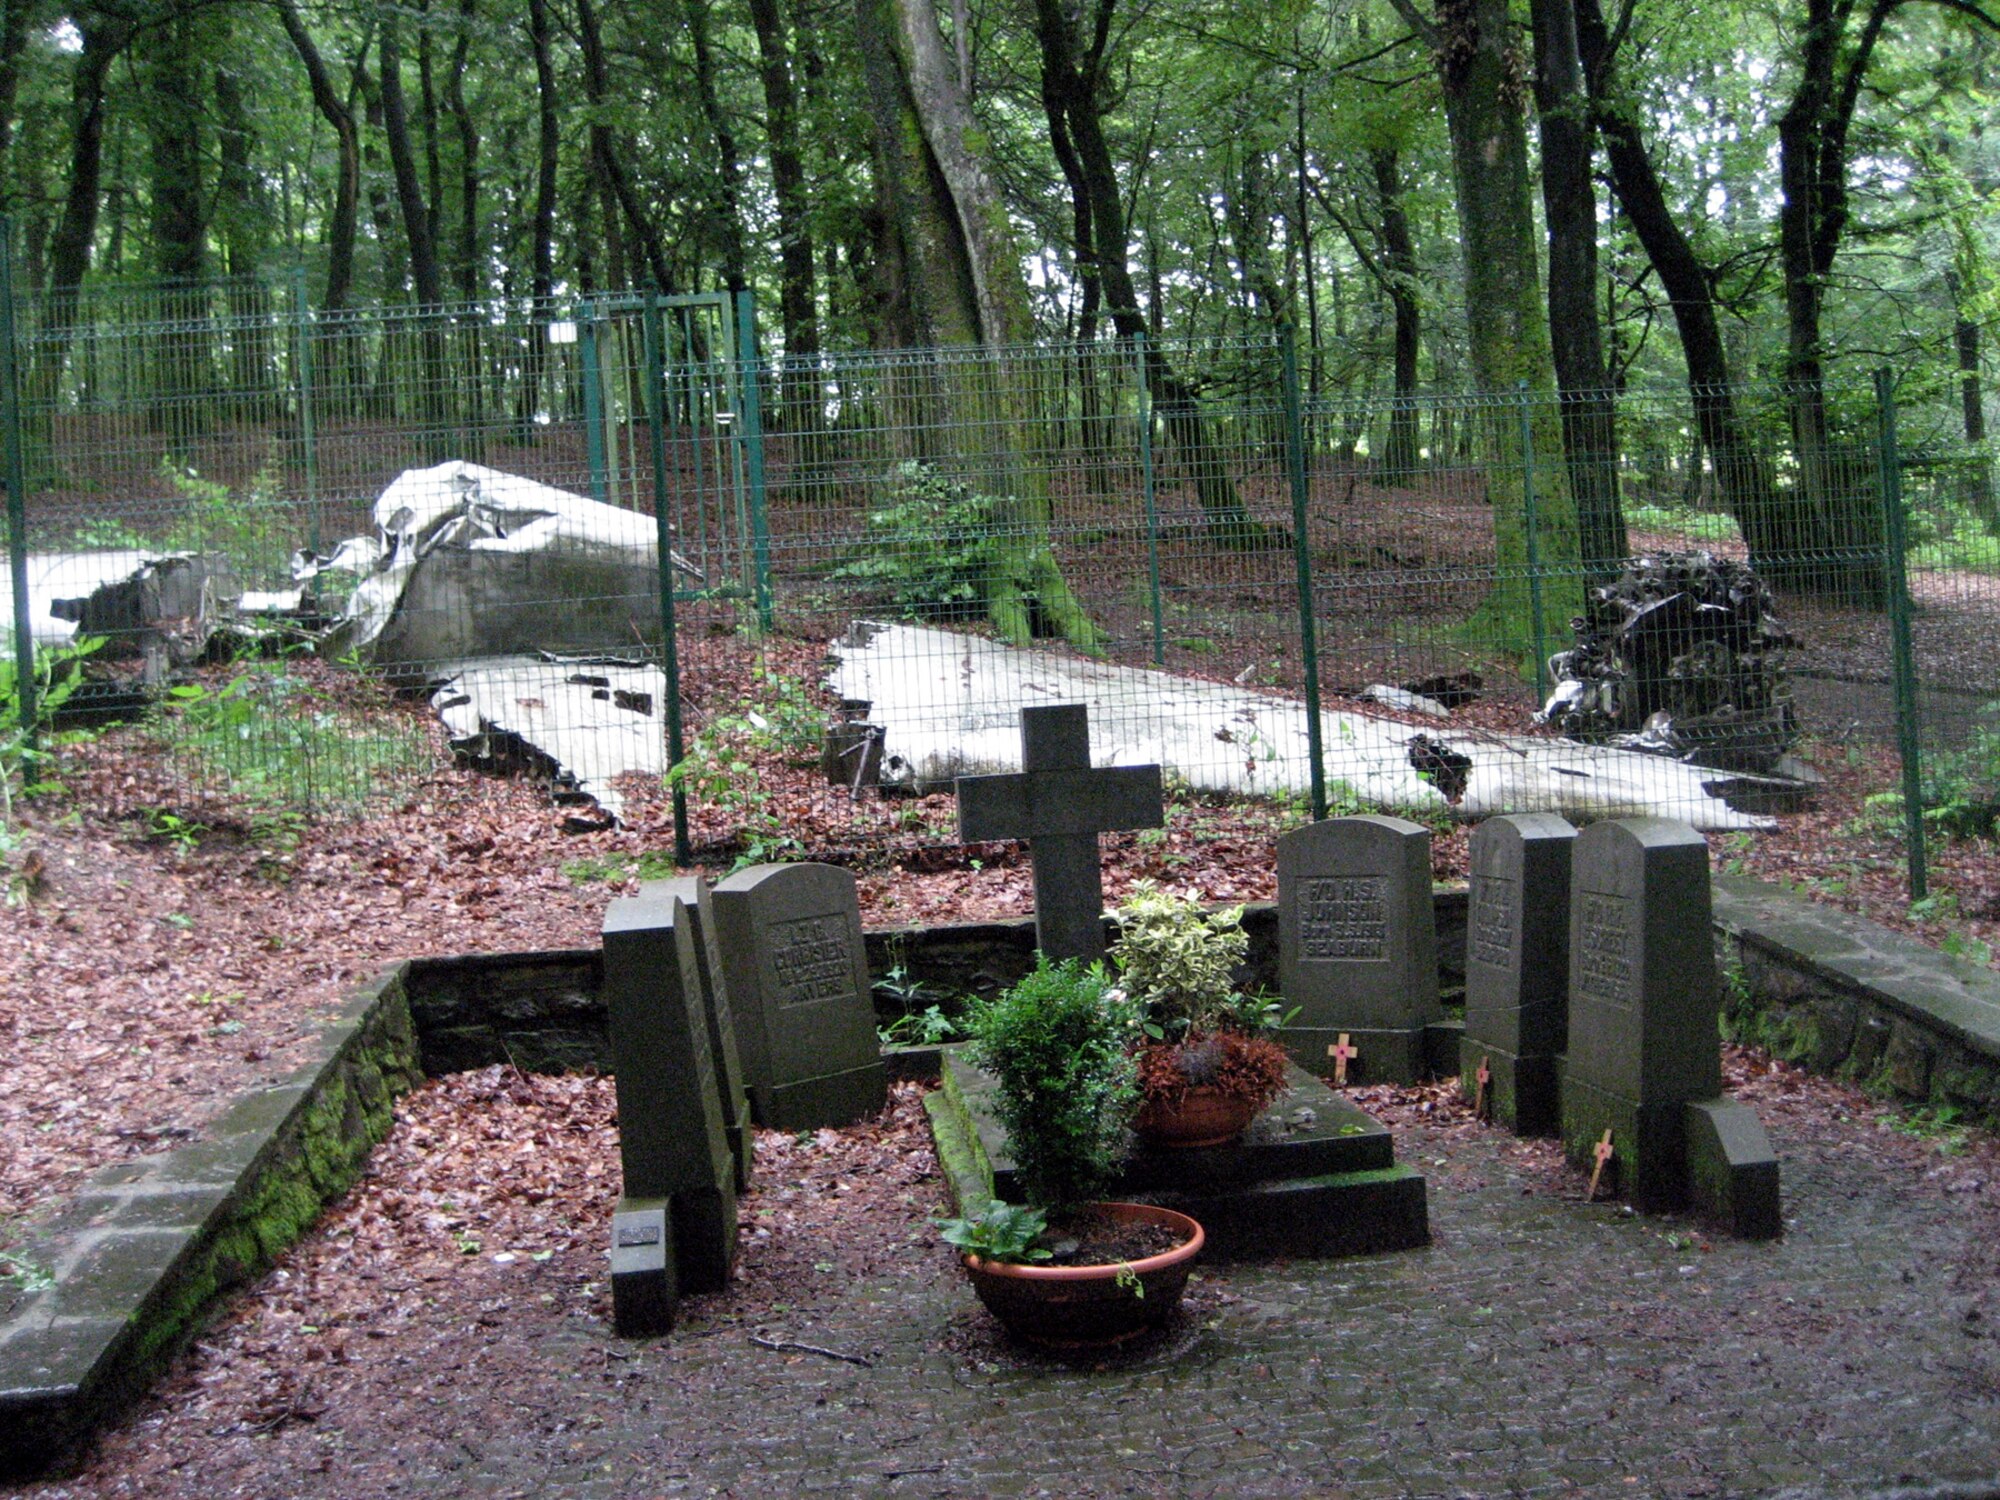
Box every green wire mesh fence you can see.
[4,264,1991,902]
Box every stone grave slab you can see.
[1685,1098,1782,1241]
[703,863,886,1130]
[1460,813,1576,1134]
[956,703,1164,964]
[643,875,752,1191]
[932,1056,1429,1260]
[1559,818,1724,1211]
[603,890,738,1313]
[1277,814,1442,1083]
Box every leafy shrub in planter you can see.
[962,956,1136,1212]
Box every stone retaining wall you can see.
[0,969,421,1478]
[1713,875,2000,1126]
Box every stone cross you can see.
[956,704,1164,964]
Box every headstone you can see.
[1559,817,1722,1210]
[703,863,887,1130]
[603,890,738,1309]
[1460,813,1575,1135]
[956,704,1164,964]
[644,875,753,1191]
[1276,814,1442,1084]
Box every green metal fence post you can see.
[735,289,774,634]
[1280,327,1328,821]
[291,266,321,554]
[1134,331,1164,665]
[1,218,35,741]
[1876,367,1928,902]
[581,307,608,503]
[1519,383,1548,703]
[646,294,691,867]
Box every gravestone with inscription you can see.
[603,890,739,1330]
[1461,813,1576,1135]
[956,703,1164,965]
[1276,815,1442,1084]
[703,862,886,1131]
[1559,817,1781,1235]
[642,876,753,1190]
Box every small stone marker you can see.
[609,1199,675,1336]
[645,875,753,1191]
[1328,1034,1358,1088]
[603,890,738,1319]
[1559,817,1781,1236]
[1461,813,1576,1135]
[703,862,887,1131]
[1277,814,1443,1083]
[1587,1129,1614,1202]
[955,703,1164,964]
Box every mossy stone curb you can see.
[0,966,422,1479]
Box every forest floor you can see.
[2,605,1999,1492]
[3,628,1998,1231]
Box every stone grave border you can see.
[7,874,2000,1475]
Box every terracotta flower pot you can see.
[1134,1085,1261,1149]
[960,1202,1204,1347]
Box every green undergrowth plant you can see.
[831,460,1001,620]
[2,636,103,833]
[936,1200,1051,1263]
[667,658,822,872]
[154,657,430,819]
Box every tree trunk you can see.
[748,0,821,426]
[1402,0,1581,645]
[1575,0,1781,577]
[684,0,750,295]
[278,0,361,314]
[518,0,559,440]
[35,8,131,417]
[1373,148,1422,473]
[854,0,1098,645]
[378,8,445,309]
[1031,0,1270,548]
[214,59,271,407]
[1948,268,1997,530]
[142,14,208,433]
[576,0,675,292]
[1774,0,1894,602]
[378,4,450,449]
[1530,0,1624,572]
[0,0,33,210]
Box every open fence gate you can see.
[573,289,771,626]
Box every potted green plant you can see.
[938,956,1204,1346]
[1110,883,1293,1148]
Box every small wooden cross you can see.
[1474,1056,1492,1120]
[1327,1033,1359,1088]
[1587,1128,1615,1202]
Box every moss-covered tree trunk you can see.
[1399,0,1583,656]
[852,0,1097,647]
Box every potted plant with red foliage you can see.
[1110,884,1293,1149]
[938,957,1203,1347]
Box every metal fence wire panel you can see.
[3,271,1984,896]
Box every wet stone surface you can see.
[31,1079,1997,1500]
